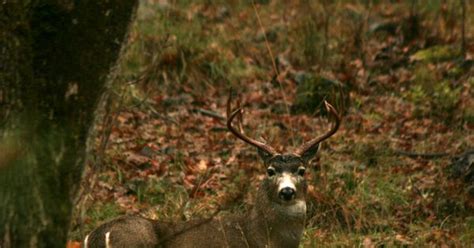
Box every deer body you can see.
[84,99,340,248]
[84,162,307,248]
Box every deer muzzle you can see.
[279,187,296,201]
[278,173,297,201]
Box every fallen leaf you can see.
[66,241,81,248]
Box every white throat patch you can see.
[286,200,307,217]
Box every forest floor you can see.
[70,1,473,246]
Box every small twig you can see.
[321,0,331,60]
[393,150,450,159]
[209,126,228,132]
[337,85,345,116]
[147,105,178,125]
[236,96,245,134]
[460,0,466,59]
[332,148,451,160]
[97,86,128,165]
[252,2,279,77]
[236,223,251,248]
[251,1,295,146]
[194,108,226,121]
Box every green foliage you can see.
[118,1,266,95]
[352,140,390,167]
[404,65,461,121]
[69,202,122,240]
[300,17,324,65]
[87,203,123,224]
[305,159,412,245]
[130,175,188,207]
[410,45,461,63]
[432,81,461,113]
[463,78,474,125]
[292,74,345,116]
[75,0,472,246]
[460,217,474,244]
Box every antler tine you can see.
[294,101,341,156]
[226,91,278,155]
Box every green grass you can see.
[72,0,473,246]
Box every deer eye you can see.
[267,167,276,177]
[297,167,306,176]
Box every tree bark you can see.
[0,1,137,247]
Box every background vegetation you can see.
[70,0,473,246]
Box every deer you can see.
[83,97,341,248]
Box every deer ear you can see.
[299,143,320,163]
[257,148,274,163]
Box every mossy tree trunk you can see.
[0,1,137,247]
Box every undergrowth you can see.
[70,0,474,246]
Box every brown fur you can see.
[84,155,309,248]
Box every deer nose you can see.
[279,187,295,201]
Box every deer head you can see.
[227,95,341,213]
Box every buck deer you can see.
[83,98,341,248]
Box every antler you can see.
[294,101,341,156]
[227,91,278,156]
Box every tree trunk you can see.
[0,1,137,247]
